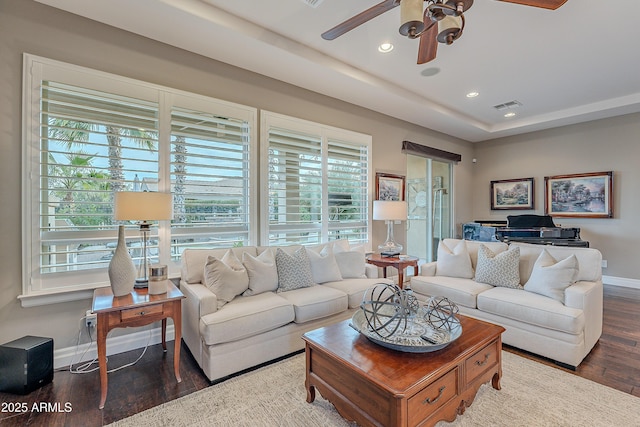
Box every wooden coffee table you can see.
[302,315,505,427]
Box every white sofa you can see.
[180,241,392,382]
[410,239,603,368]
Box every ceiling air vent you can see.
[493,100,522,111]
[301,0,325,7]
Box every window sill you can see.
[19,276,182,308]
[18,287,98,308]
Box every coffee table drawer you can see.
[408,368,458,425]
[465,341,499,383]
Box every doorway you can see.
[406,155,453,263]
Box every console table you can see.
[92,281,185,409]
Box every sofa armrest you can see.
[419,261,437,277]
[565,280,603,351]
[365,263,378,278]
[180,281,218,318]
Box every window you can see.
[261,112,371,246]
[22,54,256,305]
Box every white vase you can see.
[108,225,136,297]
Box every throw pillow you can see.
[307,246,343,284]
[242,249,279,296]
[203,250,249,309]
[436,240,474,279]
[275,247,316,292]
[474,244,521,288]
[524,249,579,302]
[333,244,367,278]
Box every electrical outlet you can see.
[86,309,97,328]
[601,260,608,268]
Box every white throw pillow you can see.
[436,240,474,279]
[524,249,579,303]
[307,246,343,284]
[276,247,316,292]
[333,244,367,278]
[203,250,249,309]
[474,244,521,288]
[242,249,279,296]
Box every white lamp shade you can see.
[114,191,173,221]
[373,200,408,221]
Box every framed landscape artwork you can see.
[544,171,613,218]
[376,173,405,201]
[490,177,534,210]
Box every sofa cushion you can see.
[275,247,316,292]
[410,275,493,309]
[181,247,258,285]
[277,285,348,323]
[477,287,585,335]
[474,245,521,289]
[441,239,508,270]
[199,292,295,345]
[324,277,395,309]
[524,250,578,302]
[307,246,343,284]
[436,240,474,279]
[203,251,249,309]
[512,242,602,284]
[242,249,278,296]
[333,245,367,278]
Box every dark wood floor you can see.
[1,285,638,426]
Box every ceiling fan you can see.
[321,0,568,64]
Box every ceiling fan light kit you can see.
[322,0,568,64]
[399,0,425,36]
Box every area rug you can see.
[108,351,640,427]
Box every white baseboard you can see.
[602,275,640,290]
[54,325,174,370]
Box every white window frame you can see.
[260,111,372,247]
[21,54,256,307]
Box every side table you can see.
[365,254,419,288]
[92,280,185,409]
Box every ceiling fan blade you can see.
[321,0,401,40]
[417,22,438,64]
[497,0,568,10]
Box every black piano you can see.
[470,215,589,247]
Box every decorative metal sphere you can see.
[424,296,459,331]
[360,283,420,339]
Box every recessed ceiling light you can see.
[378,43,394,53]
[504,112,517,118]
[466,91,479,98]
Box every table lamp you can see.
[373,200,407,257]
[114,191,172,288]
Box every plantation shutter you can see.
[39,80,159,279]
[327,138,369,243]
[267,127,323,245]
[169,106,252,255]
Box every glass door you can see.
[406,155,453,263]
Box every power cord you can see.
[68,313,153,374]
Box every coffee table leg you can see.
[492,372,501,390]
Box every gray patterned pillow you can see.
[275,247,316,292]
[475,244,521,288]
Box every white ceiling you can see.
[35,0,640,142]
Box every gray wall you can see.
[472,113,640,280]
[0,0,473,349]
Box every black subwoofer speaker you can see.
[0,336,53,394]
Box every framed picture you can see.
[544,171,613,218]
[376,173,405,201]
[490,177,534,210]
